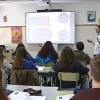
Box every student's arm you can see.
[30,61,38,71]
[27,52,36,63]
[85,54,91,64]
[87,39,95,45]
[35,54,40,64]
[3,59,12,70]
[53,62,59,72]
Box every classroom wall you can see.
[0,2,99,58]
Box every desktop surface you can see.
[7,85,58,100]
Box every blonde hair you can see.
[90,55,100,82]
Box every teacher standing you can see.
[87,25,100,57]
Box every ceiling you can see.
[0,0,100,4]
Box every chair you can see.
[58,72,79,90]
[82,74,89,88]
[10,69,40,86]
[39,62,54,67]
[79,61,87,67]
[79,61,89,88]
[5,53,13,63]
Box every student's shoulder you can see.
[3,59,9,63]
[74,61,81,65]
[71,89,92,100]
[36,54,41,58]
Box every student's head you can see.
[95,25,100,33]
[0,69,8,100]
[59,46,75,70]
[13,47,27,70]
[76,41,84,51]
[12,43,26,55]
[39,41,58,59]
[0,47,5,67]
[90,55,100,83]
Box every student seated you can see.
[35,41,58,86]
[12,43,36,64]
[36,41,59,65]
[0,47,12,85]
[13,47,38,71]
[53,46,89,89]
[0,69,10,100]
[70,55,100,100]
[74,41,91,65]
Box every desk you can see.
[7,85,58,100]
[5,48,14,53]
[37,67,57,86]
[53,91,73,100]
[38,67,56,73]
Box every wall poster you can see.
[11,27,23,44]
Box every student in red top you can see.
[70,55,100,100]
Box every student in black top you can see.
[53,46,89,89]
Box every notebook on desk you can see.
[8,91,46,100]
[56,94,74,100]
[37,66,45,71]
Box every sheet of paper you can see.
[8,91,30,100]
[37,66,45,71]
[56,94,74,100]
[27,96,46,100]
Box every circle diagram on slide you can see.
[31,27,52,40]
[58,13,70,23]
[30,12,70,41]
[58,30,69,40]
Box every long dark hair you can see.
[38,41,58,59]
[0,47,4,67]
[0,69,8,100]
[58,46,75,70]
[12,43,26,55]
[13,47,27,70]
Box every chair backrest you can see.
[79,61,87,67]
[39,62,54,67]
[5,53,13,63]
[11,69,40,86]
[58,72,79,90]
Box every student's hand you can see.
[87,39,93,43]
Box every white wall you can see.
[0,4,51,26]
[0,2,99,58]
[52,2,100,24]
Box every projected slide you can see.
[26,12,75,44]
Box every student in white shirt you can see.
[87,25,100,57]
[0,47,12,85]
